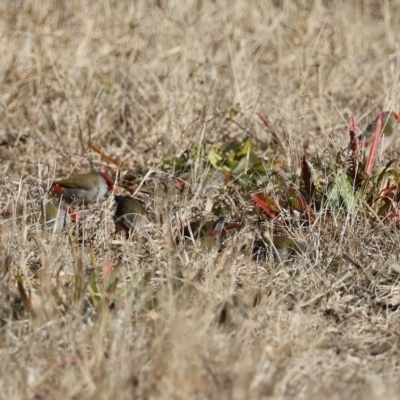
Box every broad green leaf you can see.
[236,138,254,157]
[231,151,259,175]
[328,173,359,214]
[208,148,224,169]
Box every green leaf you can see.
[89,269,102,305]
[208,148,224,169]
[231,151,259,175]
[328,173,360,214]
[235,138,254,157]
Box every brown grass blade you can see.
[16,274,33,313]
[88,141,120,167]
[257,111,288,157]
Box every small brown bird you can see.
[51,170,114,203]
[182,217,242,251]
[253,235,306,263]
[153,176,189,216]
[3,203,77,232]
[125,176,188,223]
[113,195,148,238]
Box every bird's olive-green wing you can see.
[54,173,99,190]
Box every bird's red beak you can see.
[100,172,115,191]
[50,184,67,195]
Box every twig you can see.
[342,252,375,286]
[88,142,120,167]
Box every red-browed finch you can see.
[182,217,242,250]
[50,170,114,203]
[113,195,148,238]
[253,235,305,263]
[3,203,77,232]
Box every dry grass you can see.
[1,1,400,399]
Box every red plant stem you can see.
[364,113,383,175]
